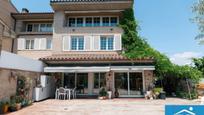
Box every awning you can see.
[44,67,111,73]
[44,66,155,73]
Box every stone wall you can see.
[0,69,40,101]
[144,70,154,91]
[0,69,17,101]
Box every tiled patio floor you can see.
[7,98,200,115]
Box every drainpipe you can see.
[11,18,16,53]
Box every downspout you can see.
[11,18,16,53]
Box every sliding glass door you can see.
[64,73,88,94]
[115,72,143,97]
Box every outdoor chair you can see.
[201,96,204,105]
[58,87,67,100]
[71,87,77,99]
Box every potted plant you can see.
[107,88,112,99]
[0,101,3,114]
[3,102,9,113]
[99,87,107,100]
[15,96,22,110]
[9,101,17,112]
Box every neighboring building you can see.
[0,0,43,101]
[12,0,155,98]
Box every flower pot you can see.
[9,106,17,112]
[0,105,3,114]
[99,96,107,100]
[16,103,21,110]
[3,104,9,113]
[107,91,112,99]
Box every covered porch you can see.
[40,53,155,98]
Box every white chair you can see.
[201,96,204,105]
[55,89,59,99]
[71,87,77,99]
[58,87,66,100]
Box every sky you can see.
[11,0,204,65]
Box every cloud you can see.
[170,52,202,66]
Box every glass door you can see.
[76,73,88,94]
[93,73,106,94]
[115,72,143,97]
[129,73,143,95]
[64,73,75,88]
[115,73,128,95]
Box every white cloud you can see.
[170,52,202,66]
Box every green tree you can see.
[193,57,204,76]
[192,0,204,44]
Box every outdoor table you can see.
[55,88,72,100]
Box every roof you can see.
[50,0,132,3]
[39,53,154,62]
[11,12,54,20]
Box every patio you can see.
[7,98,199,115]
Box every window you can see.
[100,37,107,50]
[71,36,84,50]
[46,39,52,50]
[33,24,39,32]
[46,24,53,32]
[100,36,114,50]
[102,17,110,26]
[26,23,52,32]
[110,17,118,26]
[40,24,53,32]
[25,39,34,50]
[69,18,76,27]
[26,24,33,32]
[40,24,46,32]
[77,18,83,27]
[94,73,106,88]
[93,17,100,27]
[85,17,92,27]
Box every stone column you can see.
[144,70,154,91]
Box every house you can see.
[11,0,155,98]
[0,0,43,101]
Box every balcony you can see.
[50,0,133,11]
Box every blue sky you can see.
[11,0,204,65]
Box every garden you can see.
[0,76,33,114]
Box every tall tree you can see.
[192,0,204,44]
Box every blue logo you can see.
[165,105,204,115]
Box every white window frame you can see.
[46,38,52,50]
[67,16,119,27]
[100,35,114,51]
[25,39,35,50]
[26,23,53,32]
[70,36,85,51]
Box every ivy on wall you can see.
[119,8,202,84]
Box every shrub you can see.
[99,88,107,97]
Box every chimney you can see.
[21,8,29,13]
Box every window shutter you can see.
[17,38,25,50]
[93,35,100,50]
[40,38,47,50]
[63,36,70,51]
[114,34,122,50]
[34,38,40,50]
[84,35,91,50]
